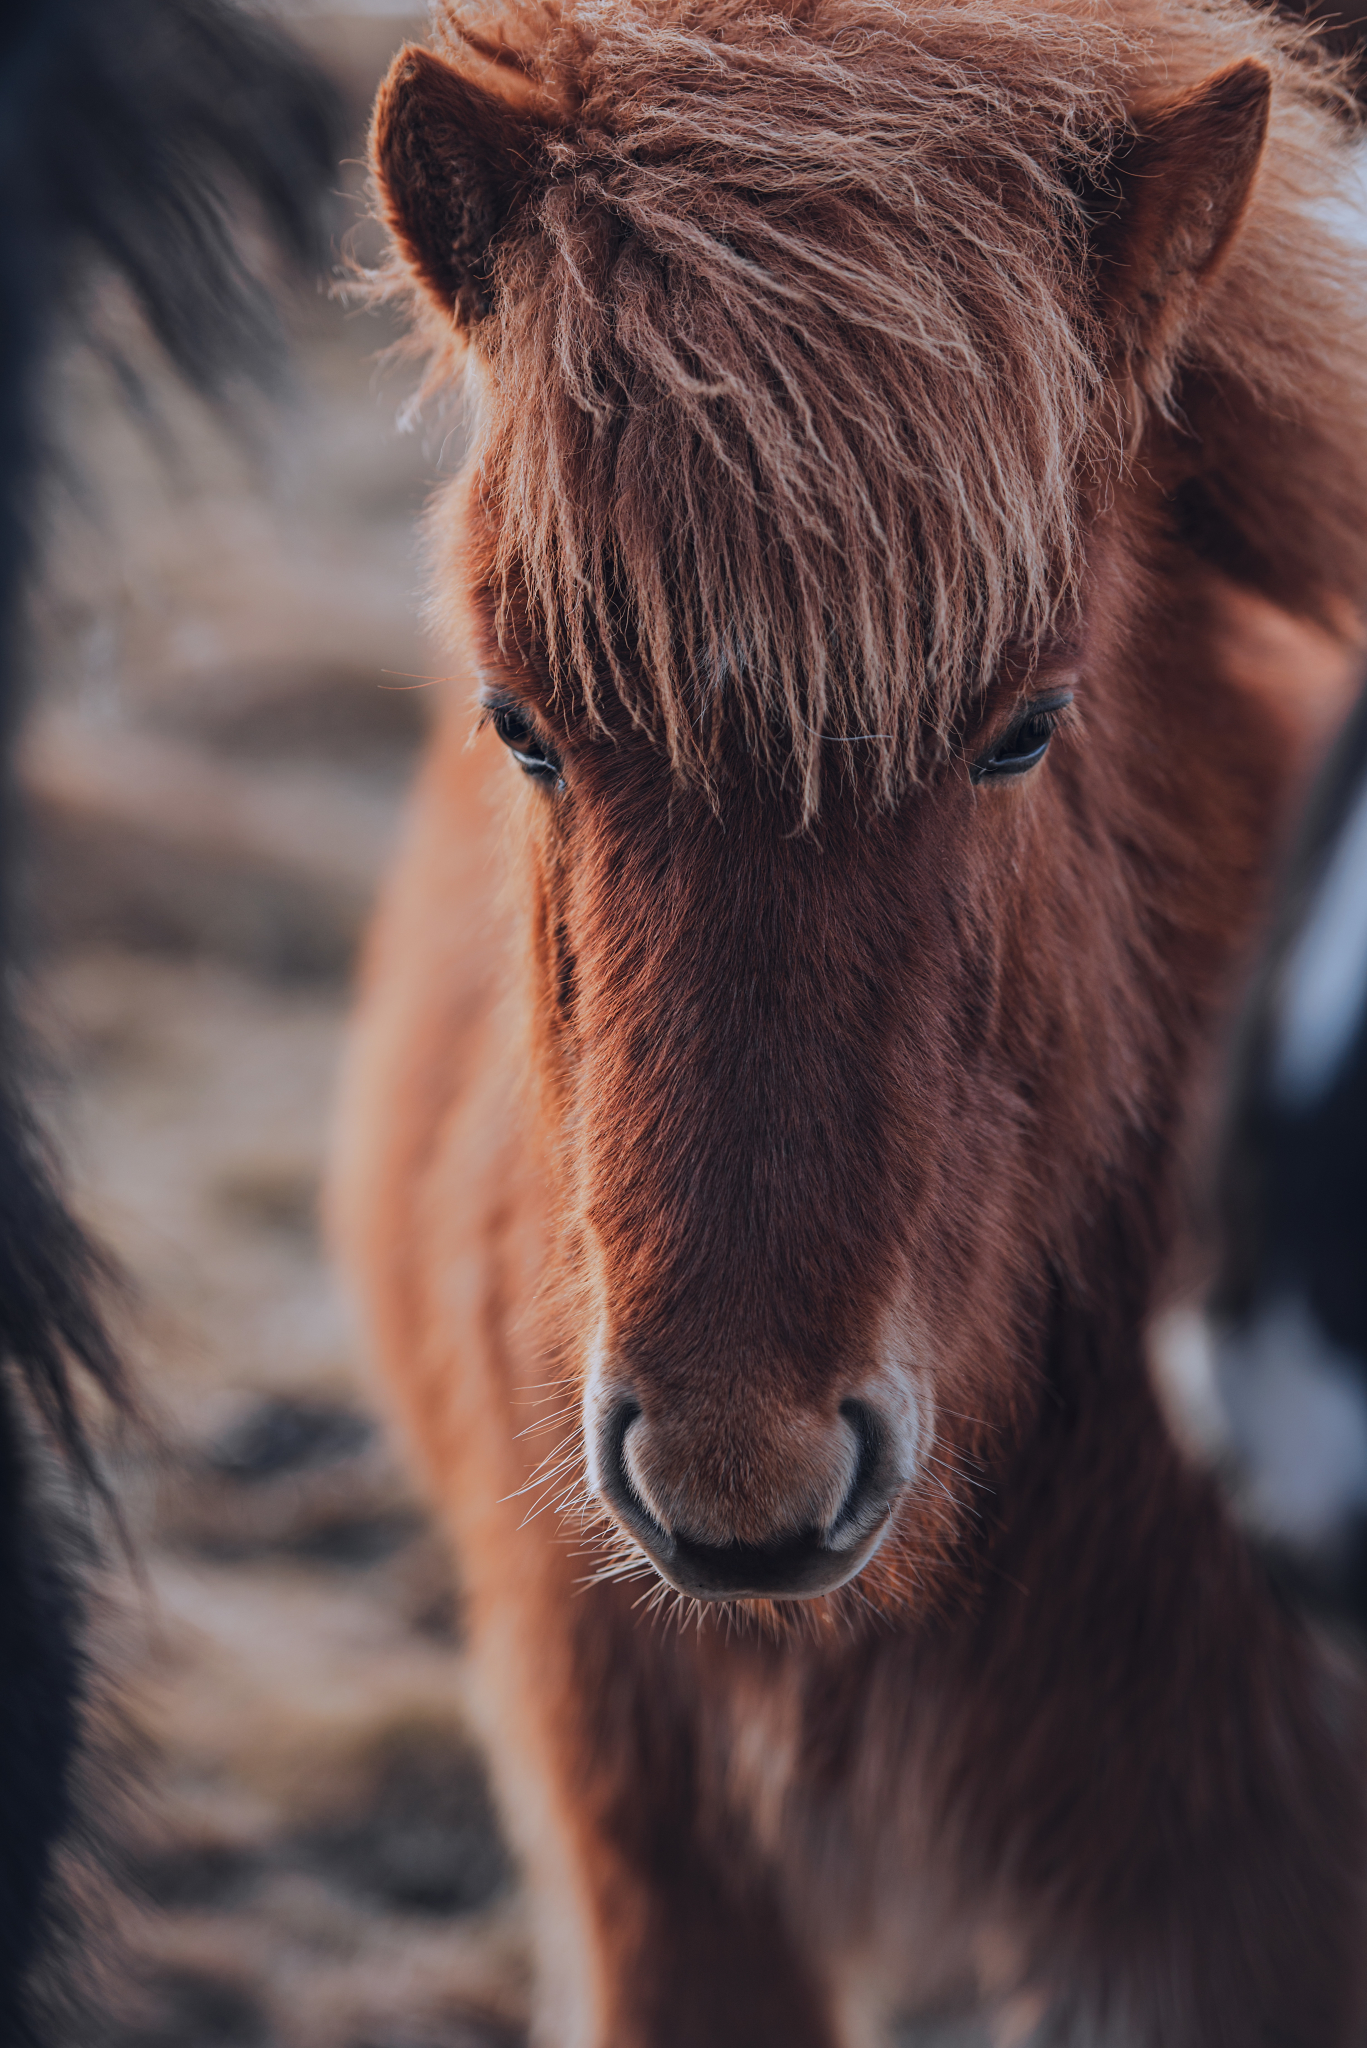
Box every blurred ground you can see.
[16,8,991,2045]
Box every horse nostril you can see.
[603,1395,641,1472]
[828,1399,896,1551]
[596,1396,676,1558]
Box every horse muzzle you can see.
[589,1386,914,1601]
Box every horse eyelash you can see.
[985,694,1071,747]
[1006,692,1079,750]
[1027,701,1073,740]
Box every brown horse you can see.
[332,2,1367,2040]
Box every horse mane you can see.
[389,0,1367,812]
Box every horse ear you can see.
[1094,59,1271,404]
[371,44,547,329]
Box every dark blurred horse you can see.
[1213,679,1367,1628]
[0,4,337,2038]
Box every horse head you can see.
[369,3,1361,1609]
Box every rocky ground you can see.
[16,8,991,2044]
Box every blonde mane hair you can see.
[383,0,1367,809]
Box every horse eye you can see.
[490,702,562,786]
[971,691,1073,785]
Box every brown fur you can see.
[334,3,1367,2041]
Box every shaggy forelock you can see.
[403,0,1367,812]
[467,0,1117,809]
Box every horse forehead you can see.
[531,647,1045,810]
[552,740,957,918]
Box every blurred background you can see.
[19,7,529,2044]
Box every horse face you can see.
[469,537,1207,1606]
